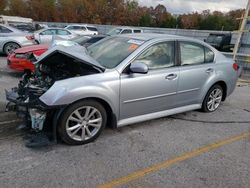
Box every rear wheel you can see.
[202,85,223,112]
[4,42,20,55]
[58,100,107,145]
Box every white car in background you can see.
[107,27,143,35]
[34,28,77,44]
[65,24,98,35]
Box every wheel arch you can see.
[83,97,117,129]
[57,97,117,130]
[3,41,21,53]
[203,80,227,102]
[3,40,21,48]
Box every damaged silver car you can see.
[6,34,239,146]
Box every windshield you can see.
[107,28,122,35]
[207,35,223,44]
[87,37,144,69]
[70,36,90,44]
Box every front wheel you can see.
[202,85,223,112]
[4,42,20,55]
[58,100,107,145]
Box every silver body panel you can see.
[0,24,35,53]
[34,28,77,44]
[39,34,238,127]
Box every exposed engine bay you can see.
[5,48,103,146]
[7,51,102,110]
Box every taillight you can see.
[233,63,239,71]
[26,35,34,40]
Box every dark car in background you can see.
[10,24,36,33]
[205,33,233,52]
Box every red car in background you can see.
[7,44,48,72]
[7,35,107,72]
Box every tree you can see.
[1,0,244,31]
[8,0,28,17]
[0,0,7,14]
[178,12,201,29]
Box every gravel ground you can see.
[0,56,249,188]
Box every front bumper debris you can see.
[5,88,48,130]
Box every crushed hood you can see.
[35,45,105,72]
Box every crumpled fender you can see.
[39,71,120,116]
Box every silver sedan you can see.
[34,28,77,44]
[6,34,239,146]
[0,24,35,55]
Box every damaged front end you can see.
[5,45,104,147]
[6,71,52,130]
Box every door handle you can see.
[165,73,177,80]
[206,68,214,73]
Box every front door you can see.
[120,41,179,120]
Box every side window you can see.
[205,47,214,63]
[41,29,56,35]
[67,26,73,30]
[87,27,97,31]
[73,26,81,30]
[134,30,142,33]
[81,26,87,31]
[121,29,132,34]
[86,37,102,44]
[0,26,12,33]
[180,42,205,65]
[133,42,175,69]
[57,29,70,35]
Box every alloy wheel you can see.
[207,88,222,111]
[66,106,103,141]
[5,43,20,55]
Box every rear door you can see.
[56,29,73,39]
[176,41,215,106]
[39,29,56,43]
[120,41,179,120]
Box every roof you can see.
[0,15,33,23]
[113,26,142,30]
[118,33,196,42]
[66,24,97,28]
[35,27,70,33]
[0,23,24,33]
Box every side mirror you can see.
[130,62,148,74]
[204,39,207,42]
[40,33,44,35]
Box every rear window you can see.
[0,26,12,33]
[205,47,215,63]
[134,30,142,33]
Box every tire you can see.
[4,42,20,55]
[202,84,223,112]
[58,100,107,145]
